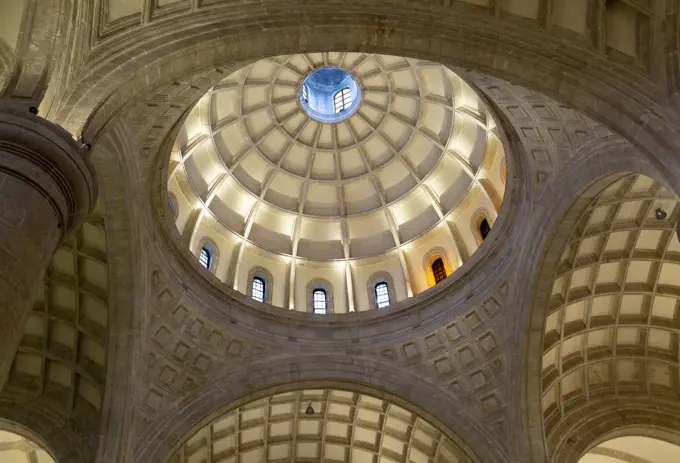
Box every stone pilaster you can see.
[0,105,97,390]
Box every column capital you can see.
[0,105,97,237]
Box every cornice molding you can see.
[0,107,97,235]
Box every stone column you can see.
[0,105,97,390]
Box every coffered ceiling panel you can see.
[541,174,680,442]
[169,389,471,463]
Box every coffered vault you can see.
[0,2,680,463]
[169,389,471,463]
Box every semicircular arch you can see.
[49,6,680,195]
[132,354,508,463]
[520,136,680,462]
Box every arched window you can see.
[313,289,327,314]
[251,277,265,303]
[431,257,447,284]
[302,84,308,102]
[480,218,491,241]
[168,197,177,218]
[199,246,212,270]
[333,87,352,113]
[374,282,390,308]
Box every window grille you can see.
[333,87,352,113]
[375,282,390,308]
[313,289,327,314]
[432,257,446,284]
[252,277,265,303]
[199,247,212,270]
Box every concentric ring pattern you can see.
[168,53,506,313]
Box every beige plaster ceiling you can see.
[168,53,505,312]
[541,174,680,442]
[169,388,470,463]
[579,436,680,463]
[0,429,54,463]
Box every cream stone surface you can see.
[1,1,680,463]
[579,436,680,463]
[0,429,54,463]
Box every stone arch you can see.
[519,135,680,463]
[86,120,146,462]
[549,398,680,463]
[0,418,57,462]
[47,6,680,198]
[130,354,509,463]
[0,397,91,462]
[246,266,274,305]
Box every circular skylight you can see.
[300,67,360,123]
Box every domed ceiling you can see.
[169,388,471,463]
[168,53,506,313]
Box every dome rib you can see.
[168,52,507,312]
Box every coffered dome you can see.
[168,53,507,313]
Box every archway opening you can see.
[532,173,680,460]
[168,387,473,463]
[0,427,54,463]
[579,435,680,463]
